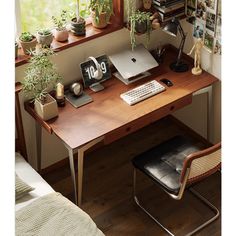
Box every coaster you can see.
[65,91,93,108]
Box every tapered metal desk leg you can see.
[64,136,104,206]
[63,144,84,206]
[77,149,84,206]
[193,85,213,142]
[35,122,42,173]
[67,147,78,205]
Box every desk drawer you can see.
[104,95,192,144]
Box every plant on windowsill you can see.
[22,48,62,121]
[52,10,69,42]
[36,29,53,48]
[70,0,86,36]
[19,32,37,55]
[89,0,114,29]
[129,10,152,50]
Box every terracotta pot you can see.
[34,94,58,121]
[91,11,109,29]
[54,28,69,42]
[36,32,53,47]
[19,37,37,55]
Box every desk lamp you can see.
[163,17,189,72]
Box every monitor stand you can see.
[89,82,104,92]
[113,71,151,85]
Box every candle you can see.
[56,82,64,100]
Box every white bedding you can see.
[15,152,54,211]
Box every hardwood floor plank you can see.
[43,116,221,235]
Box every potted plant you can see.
[52,10,69,42]
[36,29,53,47]
[129,10,152,50]
[15,41,18,58]
[70,0,86,36]
[89,0,114,29]
[19,32,37,55]
[22,48,61,121]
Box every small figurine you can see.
[188,38,204,75]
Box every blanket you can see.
[16,192,104,236]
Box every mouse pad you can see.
[65,91,93,108]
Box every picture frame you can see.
[193,19,204,39]
[214,38,221,55]
[204,30,214,51]
[186,6,196,25]
[196,0,207,20]
[206,11,216,32]
[205,0,217,13]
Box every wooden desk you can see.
[25,46,218,205]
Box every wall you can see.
[167,20,221,144]
[15,15,221,170]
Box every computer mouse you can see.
[160,78,173,87]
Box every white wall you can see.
[15,19,221,169]
[167,20,221,144]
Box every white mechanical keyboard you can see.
[120,80,166,105]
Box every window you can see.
[15,0,124,67]
[19,0,90,33]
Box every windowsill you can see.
[15,20,123,67]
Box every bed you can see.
[15,83,104,236]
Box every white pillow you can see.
[15,174,35,200]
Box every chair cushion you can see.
[132,135,205,194]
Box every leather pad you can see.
[132,135,206,194]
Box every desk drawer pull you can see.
[170,106,175,111]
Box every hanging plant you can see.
[129,10,152,50]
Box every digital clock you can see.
[80,55,111,90]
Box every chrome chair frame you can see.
[133,168,220,236]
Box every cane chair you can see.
[132,135,221,236]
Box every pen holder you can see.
[152,47,166,64]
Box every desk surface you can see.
[25,46,218,149]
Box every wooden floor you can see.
[43,116,221,236]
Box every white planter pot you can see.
[54,29,69,42]
[36,32,53,47]
[34,94,58,121]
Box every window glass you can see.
[20,0,90,33]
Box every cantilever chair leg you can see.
[186,188,220,236]
[133,168,175,236]
[133,168,220,236]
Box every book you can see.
[159,12,185,22]
[153,0,184,7]
[153,2,185,13]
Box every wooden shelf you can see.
[15,0,124,67]
[15,20,123,67]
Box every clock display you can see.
[80,55,111,88]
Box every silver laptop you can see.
[109,44,159,84]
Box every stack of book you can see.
[153,0,185,22]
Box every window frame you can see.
[15,0,124,67]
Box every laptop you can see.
[109,44,159,84]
